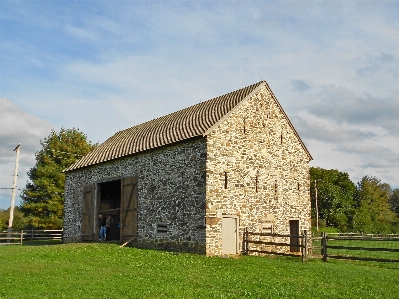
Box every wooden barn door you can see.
[82,184,95,241]
[120,176,138,243]
[289,220,300,252]
[222,216,238,254]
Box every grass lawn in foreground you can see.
[1,243,398,298]
[326,239,399,261]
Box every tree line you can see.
[310,167,399,234]
[1,128,398,234]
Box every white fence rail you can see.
[323,232,399,240]
[0,229,63,245]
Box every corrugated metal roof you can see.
[64,81,264,172]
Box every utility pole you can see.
[8,144,20,234]
[315,179,319,233]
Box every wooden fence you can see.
[316,232,399,263]
[243,228,309,262]
[0,229,63,245]
[243,230,399,263]
[0,231,24,245]
[324,232,399,239]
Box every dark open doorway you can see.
[289,220,300,252]
[98,179,121,241]
[82,176,137,242]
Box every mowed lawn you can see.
[326,239,399,261]
[1,243,398,299]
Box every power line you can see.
[47,149,85,157]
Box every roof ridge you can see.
[115,81,265,135]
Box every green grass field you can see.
[326,239,399,261]
[1,243,398,299]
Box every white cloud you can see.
[65,25,98,42]
[0,98,52,209]
[1,0,399,207]
[290,80,312,92]
[64,14,122,43]
[292,85,399,135]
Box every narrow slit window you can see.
[280,132,283,144]
[243,118,246,134]
[255,176,258,193]
[297,182,300,191]
[224,172,228,189]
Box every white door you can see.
[222,216,238,254]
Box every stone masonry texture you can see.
[63,83,311,256]
[205,85,311,256]
[64,138,207,253]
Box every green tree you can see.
[20,128,96,229]
[352,176,398,234]
[310,167,356,231]
[0,207,28,231]
[390,188,399,217]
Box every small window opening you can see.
[297,182,300,191]
[243,118,246,134]
[274,181,277,194]
[255,176,258,193]
[280,132,283,144]
[261,222,273,234]
[224,172,228,189]
[156,223,168,234]
[266,107,270,119]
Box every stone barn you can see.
[63,80,312,256]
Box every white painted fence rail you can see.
[0,229,63,245]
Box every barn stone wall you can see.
[205,85,311,256]
[64,85,311,256]
[64,137,207,254]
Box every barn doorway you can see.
[81,176,138,243]
[289,220,300,252]
[222,216,239,255]
[97,179,121,241]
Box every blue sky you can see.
[1,0,399,209]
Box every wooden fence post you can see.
[301,231,304,263]
[20,230,23,245]
[31,227,34,241]
[302,230,307,262]
[322,232,328,262]
[245,227,249,255]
